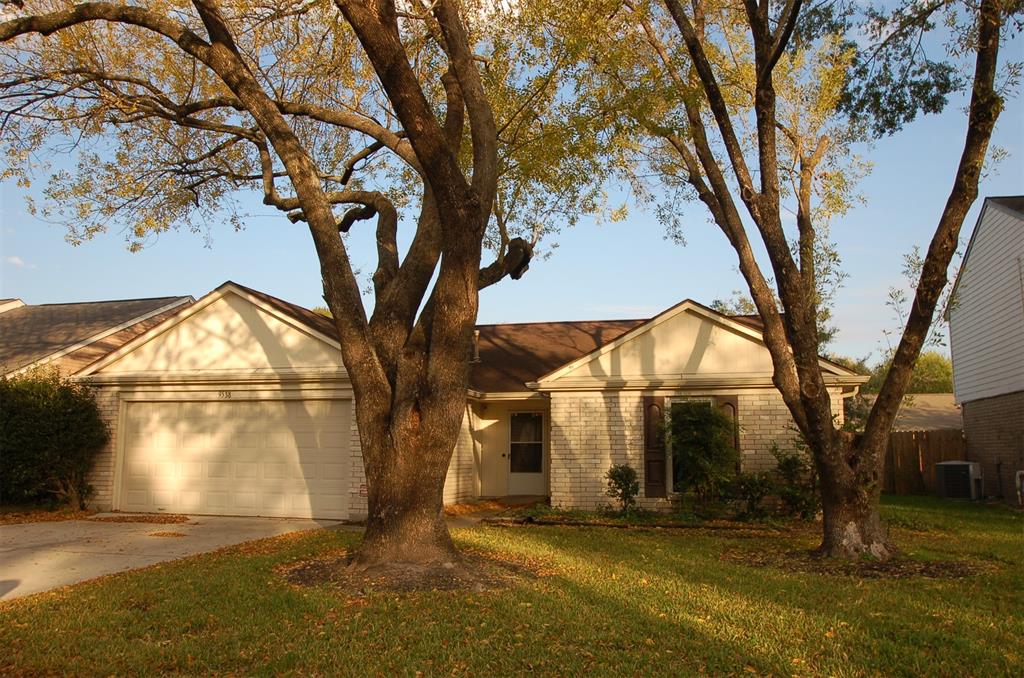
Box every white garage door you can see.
[119,399,350,519]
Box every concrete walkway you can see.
[0,515,343,601]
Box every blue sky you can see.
[1,55,1021,363]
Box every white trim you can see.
[8,296,193,376]
[529,373,867,391]
[534,300,857,385]
[507,409,547,495]
[79,367,349,386]
[78,282,342,377]
[468,390,548,401]
[0,299,25,314]
[111,397,128,512]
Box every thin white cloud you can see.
[4,255,36,269]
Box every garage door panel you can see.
[120,399,350,519]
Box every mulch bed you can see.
[0,508,96,525]
[90,514,192,524]
[278,548,543,594]
[444,499,539,516]
[720,547,992,579]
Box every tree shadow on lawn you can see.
[482,525,1020,676]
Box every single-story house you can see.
[4,282,867,520]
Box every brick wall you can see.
[962,390,1024,505]
[348,406,367,519]
[549,392,671,511]
[738,389,845,472]
[548,388,847,510]
[86,386,120,510]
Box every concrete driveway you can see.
[0,515,344,601]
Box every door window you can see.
[510,413,543,473]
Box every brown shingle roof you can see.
[0,296,192,374]
[470,319,647,392]
[990,195,1024,215]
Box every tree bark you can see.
[815,433,893,559]
[355,436,458,566]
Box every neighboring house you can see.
[0,295,193,377]
[5,282,866,520]
[946,195,1024,505]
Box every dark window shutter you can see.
[715,395,740,471]
[643,395,666,498]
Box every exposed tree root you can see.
[278,549,539,593]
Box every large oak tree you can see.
[0,0,620,568]
[565,0,1013,557]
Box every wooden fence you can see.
[884,428,966,495]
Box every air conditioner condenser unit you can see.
[935,461,983,500]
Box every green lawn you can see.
[1,496,1020,676]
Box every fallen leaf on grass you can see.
[92,514,191,524]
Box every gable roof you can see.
[945,195,1024,320]
[77,281,342,377]
[0,295,193,375]
[532,298,861,387]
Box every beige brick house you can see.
[3,282,866,519]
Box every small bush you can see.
[0,368,109,508]
[669,401,739,504]
[772,442,820,519]
[605,463,640,512]
[731,472,774,519]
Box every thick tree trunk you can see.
[815,434,895,560]
[348,405,466,566]
[347,352,472,568]
[355,451,457,566]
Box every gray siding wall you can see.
[949,203,1024,403]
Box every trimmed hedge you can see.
[0,368,109,508]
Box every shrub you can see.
[731,472,774,519]
[772,442,820,519]
[605,463,640,512]
[0,368,109,508]
[669,400,739,504]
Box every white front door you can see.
[118,399,350,519]
[508,412,546,495]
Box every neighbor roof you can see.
[862,393,962,431]
[989,195,1024,214]
[0,296,193,374]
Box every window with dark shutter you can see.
[643,395,666,498]
[714,395,740,471]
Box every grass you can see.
[1,495,1020,676]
